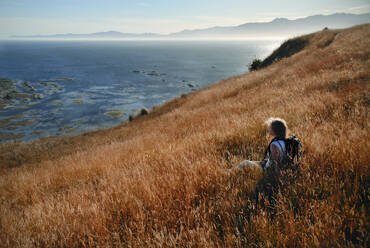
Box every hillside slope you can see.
[0,24,369,247]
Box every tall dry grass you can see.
[0,24,369,247]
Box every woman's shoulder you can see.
[270,140,286,150]
[271,140,285,145]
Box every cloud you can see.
[347,4,370,14]
[318,4,370,15]
[108,17,202,34]
[108,16,258,34]
[0,16,209,36]
[1,6,369,37]
[178,16,251,27]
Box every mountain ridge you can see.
[12,12,370,39]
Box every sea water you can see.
[0,40,281,142]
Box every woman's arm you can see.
[270,144,281,166]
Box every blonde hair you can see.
[265,117,288,139]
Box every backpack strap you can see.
[264,137,278,159]
[276,140,285,154]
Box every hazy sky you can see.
[0,0,369,37]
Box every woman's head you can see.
[265,117,288,139]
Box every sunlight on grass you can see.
[0,24,369,247]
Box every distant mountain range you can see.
[13,31,163,39]
[12,13,370,39]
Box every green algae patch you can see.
[40,82,62,94]
[53,78,73,81]
[21,81,36,92]
[31,130,44,135]
[40,82,60,88]
[66,127,79,133]
[48,100,64,106]
[0,79,19,109]
[110,108,128,112]
[72,94,84,98]
[58,126,73,132]
[76,118,86,124]
[58,126,80,133]
[0,78,45,110]
[105,109,127,119]
[72,100,84,104]
[58,125,79,133]
[13,120,33,126]
[27,101,39,106]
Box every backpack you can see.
[263,135,303,169]
[283,135,304,167]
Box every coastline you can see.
[1,39,280,143]
[0,24,367,166]
[0,72,232,167]
[0,24,369,247]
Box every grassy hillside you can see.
[0,24,369,247]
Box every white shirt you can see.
[271,140,286,156]
[265,140,286,168]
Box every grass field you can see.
[0,24,369,247]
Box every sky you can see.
[0,0,369,37]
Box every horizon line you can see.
[7,11,370,38]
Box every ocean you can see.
[0,39,281,142]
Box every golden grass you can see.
[0,24,369,247]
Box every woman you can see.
[230,117,287,172]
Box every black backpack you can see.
[283,135,303,166]
[264,135,303,169]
